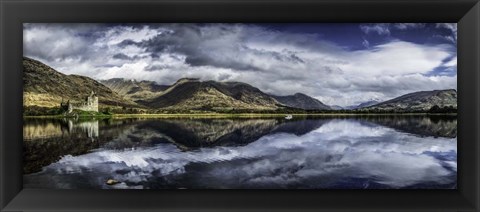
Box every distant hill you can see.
[272,93,331,110]
[103,77,332,111]
[23,57,139,109]
[345,100,380,110]
[329,105,344,110]
[362,90,457,112]
[100,78,169,102]
[138,78,282,111]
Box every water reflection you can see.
[23,115,457,189]
[356,115,456,138]
[24,118,99,140]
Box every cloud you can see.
[444,56,457,67]
[359,23,391,35]
[339,41,451,76]
[362,38,370,48]
[112,53,133,60]
[436,23,457,43]
[23,23,457,106]
[359,23,426,35]
[23,24,95,61]
[101,25,159,46]
[393,23,426,30]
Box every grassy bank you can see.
[23,112,457,119]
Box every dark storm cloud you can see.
[117,39,139,47]
[184,56,263,71]
[112,53,133,60]
[123,24,310,71]
[23,23,107,62]
[144,64,171,72]
[112,53,147,61]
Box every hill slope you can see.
[100,78,169,102]
[140,78,281,110]
[345,100,380,110]
[363,89,457,112]
[102,77,332,111]
[272,93,331,110]
[23,57,139,109]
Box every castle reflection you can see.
[24,118,99,140]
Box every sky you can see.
[23,23,457,106]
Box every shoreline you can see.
[23,113,458,119]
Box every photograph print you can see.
[23,23,457,189]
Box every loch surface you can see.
[23,115,457,189]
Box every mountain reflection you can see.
[118,118,329,150]
[23,118,136,174]
[23,115,457,189]
[354,115,457,138]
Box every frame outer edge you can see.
[460,1,480,210]
[473,1,480,211]
[471,2,480,210]
[0,0,5,210]
[0,1,478,212]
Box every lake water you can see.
[23,115,457,189]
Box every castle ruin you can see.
[61,91,99,113]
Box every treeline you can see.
[24,106,120,116]
[427,105,457,113]
[23,106,65,116]
[24,105,458,116]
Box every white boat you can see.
[285,114,293,120]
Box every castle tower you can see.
[67,100,73,113]
[87,91,99,112]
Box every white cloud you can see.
[362,38,370,48]
[360,23,391,35]
[436,23,457,43]
[360,23,426,35]
[444,56,457,67]
[393,23,426,30]
[102,25,159,46]
[339,41,451,76]
[23,24,91,61]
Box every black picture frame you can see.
[1,0,479,211]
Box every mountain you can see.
[139,78,282,110]
[362,89,457,112]
[330,105,344,110]
[208,81,282,107]
[272,93,331,110]
[23,57,139,109]
[345,100,380,110]
[131,78,332,111]
[100,78,169,102]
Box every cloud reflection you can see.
[25,119,456,189]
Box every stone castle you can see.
[61,91,99,113]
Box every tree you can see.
[429,105,441,113]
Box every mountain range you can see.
[344,100,380,110]
[102,78,332,111]
[23,57,457,113]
